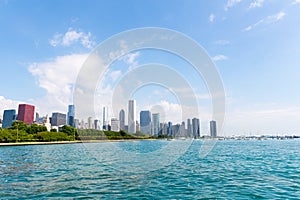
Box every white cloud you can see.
[292,0,300,4]
[225,0,242,11]
[249,0,264,9]
[212,55,228,61]
[109,70,122,81]
[214,40,230,45]
[0,96,23,118]
[209,14,215,23]
[49,28,95,49]
[242,11,286,32]
[119,51,140,70]
[28,53,89,115]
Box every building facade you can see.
[67,105,75,127]
[111,118,120,132]
[51,112,66,126]
[192,118,200,138]
[128,100,136,133]
[17,104,35,125]
[2,109,16,129]
[103,107,107,130]
[210,120,217,137]
[88,117,93,129]
[187,118,192,137]
[152,113,160,136]
[140,110,151,135]
[119,109,125,131]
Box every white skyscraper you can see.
[111,118,120,132]
[152,113,160,135]
[88,117,93,129]
[103,106,107,130]
[128,100,136,133]
[119,109,125,131]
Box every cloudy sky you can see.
[1,0,300,136]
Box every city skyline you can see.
[1,1,300,135]
[1,100,215,137]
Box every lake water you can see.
[1,139,299,199]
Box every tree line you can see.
[0,121,150,143]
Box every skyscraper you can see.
[111,118,120,132]
[103,107,107,130]
[128,100,136,133]
[67,105,75,127]
[51,112,66,126]
[187,118,192,137]
[2,109,16,129]
[180,121,186,137]
[152,113,160,135]
[167,121,172,136]
[192,118,200,138]
[210,120,217,137]
[136,120,140,132]
[119,109,125,131]
[94,119,100,130]
[88,117,93,129]
[171,124,180,137]
[140,110,151,134]
[17,104,35,125]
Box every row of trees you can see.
[0,121,152,143]
[0,121,76,142]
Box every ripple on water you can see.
[0,140,299,199]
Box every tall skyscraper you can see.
[187,118,192,137]
[94,119,100,130]
[171,124,180,137]
[136,120,140,132]
[192,118,200,138]
[119,109,125,131]
[167,121,172,136]
[210,120,217,137]
[152,113,160,135]
[51,112,66,126]
[17,104,35,125]
[128,100,136,133]
[140,110,151,134]
[102,106,108,130]
[35,112,39,122]
[67,105,75,127]
[88,117,94,129]
[180,121,186,137]
[2,109,16,129]
[161,122,167,135]
[103,107,107,130]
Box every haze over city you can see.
[1,0,300,136]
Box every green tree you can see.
[61,125,76,136]
[0,129,14,142]
[26,123,46,134]
[10,120,27,131]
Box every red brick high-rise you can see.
[17,104,35,125]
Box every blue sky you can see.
[1,0,300,135]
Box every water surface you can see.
[1,139,299,199]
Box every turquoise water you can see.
[1,140,299,199]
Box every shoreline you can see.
[1,137,299,147]
[0,141,82,146]
[0,138,158,146]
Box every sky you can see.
[1,0,300,136]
